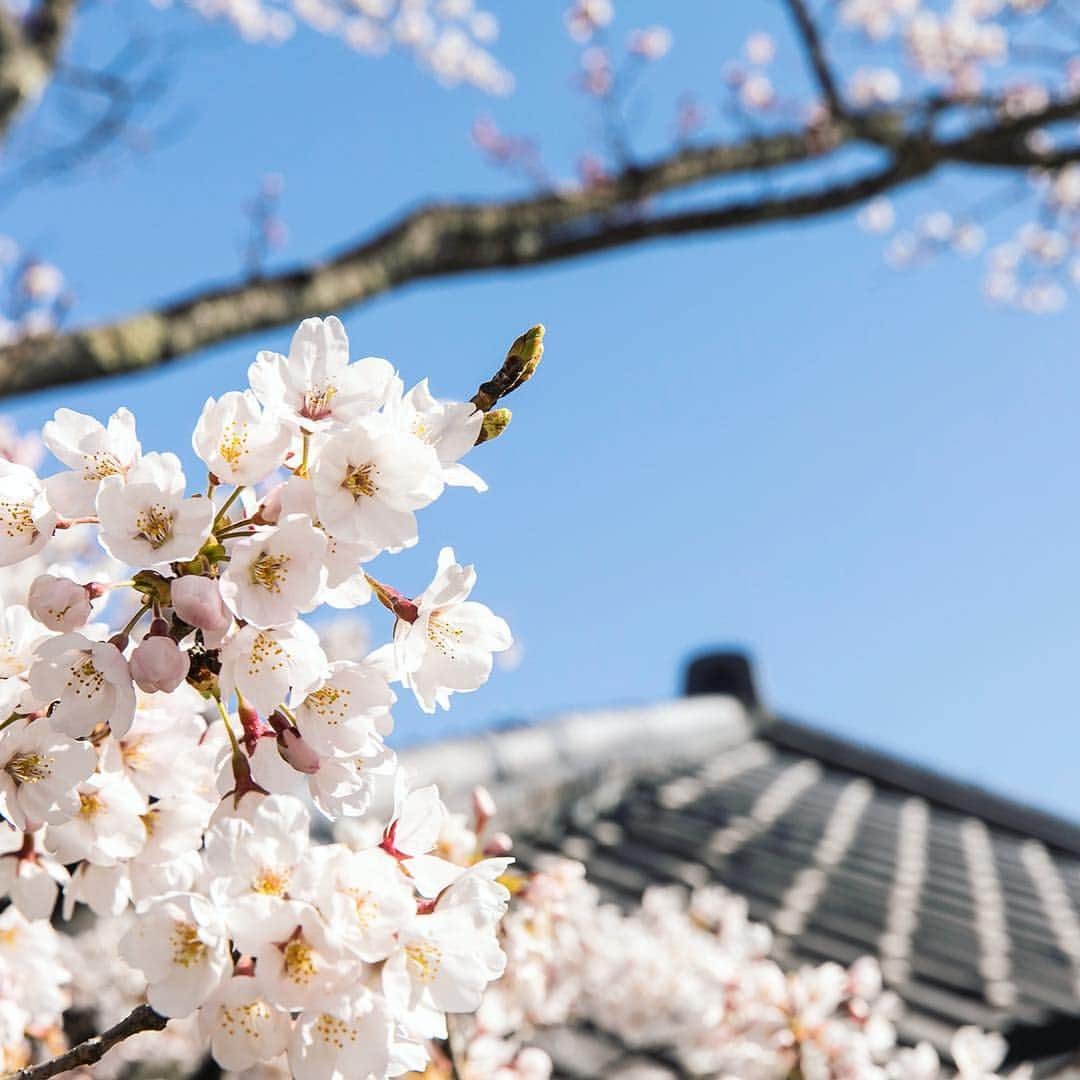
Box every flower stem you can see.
[214,694,242,757]
[119,601,151,639]
[212,486,245,530]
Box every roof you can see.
[394,692,1080,1078]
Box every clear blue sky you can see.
[8,4,1080,816]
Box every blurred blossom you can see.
[628,25,672,61]
[564,0,613,43]
[847,65,901,105]
[19,261,64,301]
[739,71,775,111]
[857,197,896,234]
[744,31,775,65]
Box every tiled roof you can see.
[394,695,1080,1078]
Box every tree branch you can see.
[3,89,1080,401]
[783,0,845,117]
[0,0,77,140]
[9,1004,167,1080]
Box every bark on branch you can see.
[1,92,1079,400]
[7,1004,167,1080]
[0,0,76,139]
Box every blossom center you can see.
[217,422,250,472]
[253,867,291,896]
[426,616,464,659]
[347,889,378,929]
[134,504,175,549]
[78,792,103,818]
[282,937,317,985]
[314,1013,357,1048]
[0,500,37,540]
[303,685,351,724]
[67,656,104,698]
[81,451,123,481]
[341,463,377,500]
[5,751,53,785]
[249,552,291,593]
[220,1000,272,1039]
[301,384,337,421]
[170,921,207,968]
[405,941,442,983]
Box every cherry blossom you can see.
[119,891,232,1016]
[29,632,136,738]
[0,460,56,567]
[42,407,140,518]
[96,452,214,568]
[390,545,512,713]
[219,515,327,628]
[193,389,292,487]
[0,718,96,830]
[248,316,394,433]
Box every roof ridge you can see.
[765,715,1080,856]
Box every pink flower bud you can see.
[27,574,92,631]
[277,728,321,774]
[484,831,513,857]
[472,784,496,833]
[256,483,284,525]
[130,635,190,693]
[171,576,230,635]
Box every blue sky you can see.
[7,4,1080,816]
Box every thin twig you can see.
[9,1004,167,1080]
[783,0,845,117]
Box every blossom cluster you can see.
[454,855,1033,1080]
[0,314,532,1076]
[154,0,512,94]
[464,3,1080,311]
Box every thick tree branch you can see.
[0,0,76,140]
[9,1004,167,1080]
[3,89,1080,400]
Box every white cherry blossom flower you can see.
[311,418,443,551]
[193,390,291,486]
[203,794,310,951]
[276,477,375,609]
[102,704,207,798]
[29,632,136,738]
[383,904,507,1037]
[952,1027,1008,1076]
[306,845,414,962]
[248,316,394,432]
[63,859,133,917]
[0,461,56,567]
[199,975,292,1071]
[0,718,96,830]
[218,622,327,714]
[291,659,393,757]
[119,892,231,1017]
[97,452,214,568]
[252,903,351,1010]
[0,828,68,918]
[45,771,147,865]
[0,601,49,717]
[219,515,327,628]
[288,991,394,1080]
[393,546,511,713]
[385,376,486,491]
[42,407,140,518]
